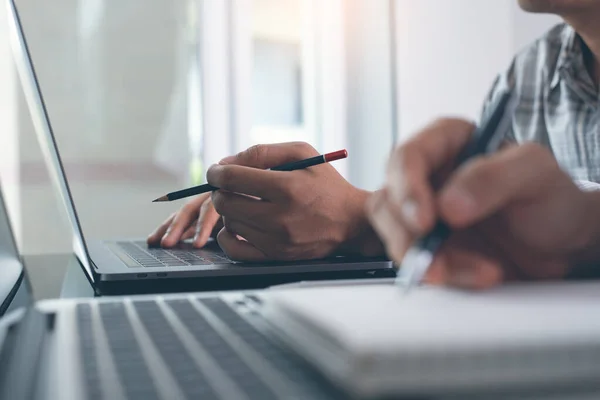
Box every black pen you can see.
[152,150,348,202]
[399,91,514,292]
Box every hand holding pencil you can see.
[148,142,384,261]
[152,149,348,202]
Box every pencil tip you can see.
[152,195,169,203]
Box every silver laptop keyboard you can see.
[77,297,344,400]
[118,241,233,267]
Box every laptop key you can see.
[118,241,230,268]
[98,303,160,400]
[76,304,103,400]
[200,298,345,399]
[133,301,220,399]
[167,299,279,399]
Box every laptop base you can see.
[95,268,397,296]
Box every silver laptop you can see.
[3,174,600,400]
[0,180,352,399]
[6,0,394,295]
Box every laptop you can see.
[5,0,394,295]
[0,182,351,399]
[3,180,600,400]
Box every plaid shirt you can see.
[482,23,600,184]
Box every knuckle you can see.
[180,203,197,216]
[520,142,554,166]
[200,195,213,211]
[393,145,415,173]
[432,117,475,132]
[466,157,498,183]
[244,144,268,166]
[208,165,235,187]
[280,179,304,201]
[278,218,303,247]
[291,141,318,157]
[209,166,234,188]
[519,142,560,181]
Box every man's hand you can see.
[147,192,222,248]
[207,142,384,261]
[367,118,600,289]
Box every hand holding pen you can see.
[366,92,535,290]
[368,90,600,290]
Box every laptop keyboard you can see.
[117,241,233,267]
[78,297,344,400]
[134,301,221,399]
[97,303,161,400]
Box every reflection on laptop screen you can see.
[5,0,95,285]
[0,183,31,315]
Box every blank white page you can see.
[266,282,600,356]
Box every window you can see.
[6,0,398,255]
[199,0,397,185]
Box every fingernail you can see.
[401,199,420,230]
[219,155,235,165]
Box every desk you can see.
[23,253,93,300]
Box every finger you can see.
[432,247,504,290]
[211,218,224,237]
[366,190,413,263]
[207,163,296,200]
[216,228,269,262]
[160,204,200,248]
[387,118,475,233]
[219,142,318,168]
[147,213,175,246]
[222,217,275,251]
[193,199,222,247]
[211,191,271,229]
[181,225,197,241]
[438,143,562,228]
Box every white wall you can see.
[345,0,395,191]
[510,1,562,52]
[395,0,561,140]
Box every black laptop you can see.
[6,0,394,296]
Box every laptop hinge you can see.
[0,307,49,399]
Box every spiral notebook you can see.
[264,281,600,398]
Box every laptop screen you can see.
[4,0,96,286]
[0,184,31,315]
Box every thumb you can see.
[219,142,318,169]
[437,143,560,228]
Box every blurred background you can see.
[0,0,559,258]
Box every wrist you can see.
[338,188,386,257]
